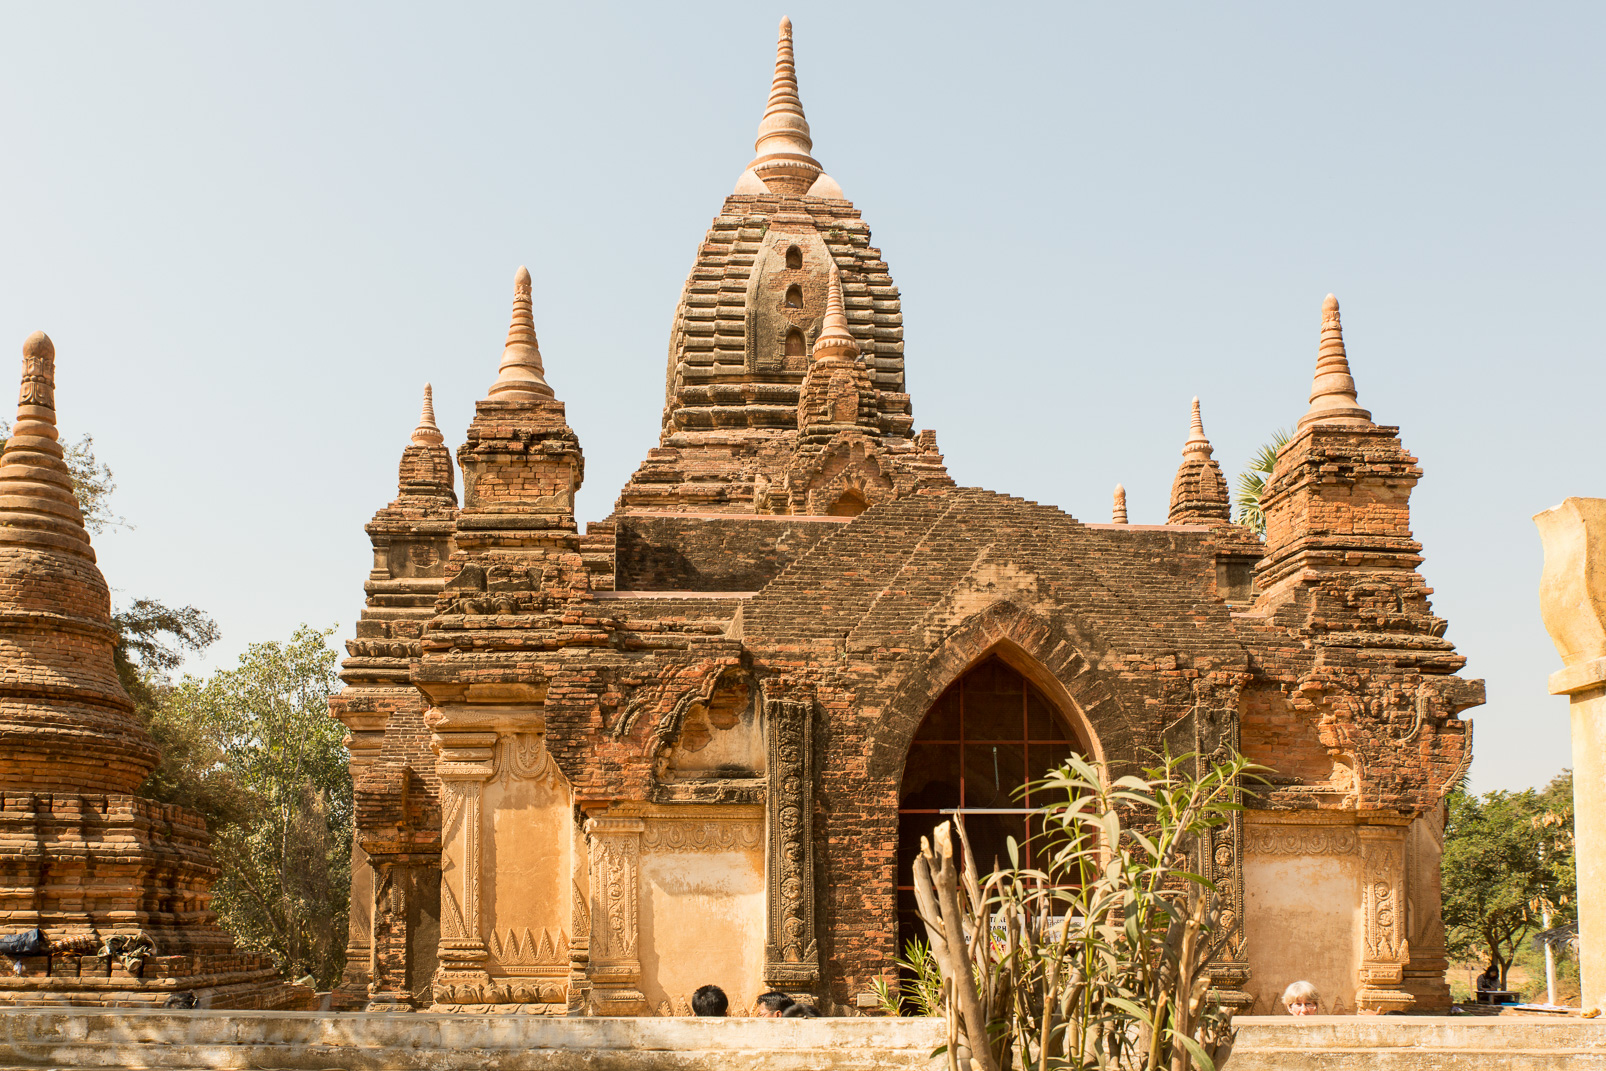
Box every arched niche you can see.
[894,652,1089,959]
[827,489,867,517]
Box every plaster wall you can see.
[482,744,572,982]
[638,817,765,1015]
[1243,847,1362,1015]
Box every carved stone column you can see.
[763,695,818,996]
[1189,677,1253,1010]
[1356,823,1414,1014]
[432,730,498,1003]
[586,815,646,1014]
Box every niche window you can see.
[785,285,804,309]
[785,245,803,269]
[785,329,806,356]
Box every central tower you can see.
[615,17,949,517]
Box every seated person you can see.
[754,991,795,1017]
[1282,981,1320,1016]
[782,1003,820,1018]
[1475,963,1501,993]
[691,984,729,1017]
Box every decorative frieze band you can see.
[1244,825,1361,857]
[642,819,762,853]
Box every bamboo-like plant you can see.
[911,753,1253,1071]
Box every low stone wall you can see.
[1227,1015,1606,1070]
[0,1009,947,1070]
[3,1010,1604,1070]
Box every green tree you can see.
[1232,428,1291,534]
[146,626,351,987]
[113,599,258,831]
[1442,778,1576,990]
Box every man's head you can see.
[692,984,729,1017]
[754,991,795,1017]
[782,1003,819,1018]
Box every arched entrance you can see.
[896,654,1087,959]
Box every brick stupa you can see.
[0,332,298,1007]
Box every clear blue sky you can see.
[2,3,1599,793]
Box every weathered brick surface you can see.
[613,514,847,591]
[0,333,297,1009]
[329,390,457,1009]
[614,193,949,516]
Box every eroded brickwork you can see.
[329,386,456,1009]
[0,333,300,1009]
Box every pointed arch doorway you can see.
[895,653,1089,960]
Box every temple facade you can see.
[332,18,1481,1017]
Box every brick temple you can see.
[331,18,1482,1017]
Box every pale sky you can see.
[2,3,1599,793]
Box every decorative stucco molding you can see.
[642,819,763,853]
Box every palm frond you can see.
[1232,428,1292,533]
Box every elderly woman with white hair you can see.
[1282,980,1320,1015]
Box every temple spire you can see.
[1112,484,1128,524]
[812,264,858,361]
[1168,396,1232,525]
[1299,293,1372,429]
[412,383,444,446]
[742,16,824,195]
[1182,396,1214,461]
[0,332,90,554]
[486,266,555,402]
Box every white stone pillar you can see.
[1536,497,1606,1012]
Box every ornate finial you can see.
[1112,484,1128,524]
[412,383,444,446]
[812,264,859,362]
[16,331,58,442]
[1182,396,1214,460]
[1299,293,1372,428]
[745,16,823,195]
[486,265,555,402]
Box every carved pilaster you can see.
[586,815,646,1015]
[1402,804,1452,1010]
[432,730,497,1004]
[1190,677,1253,1010]
[1357,824,1414,1014]
[763,694,818,994]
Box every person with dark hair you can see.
[782,1003,819,1018]
[754,991,794,1017]
[691,984,729,1017]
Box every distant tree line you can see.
[1442,774,1576,993]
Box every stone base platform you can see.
[1228,1015,1606,1069]
[1,1010,1603,1070]
[0,1010,948,1069]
